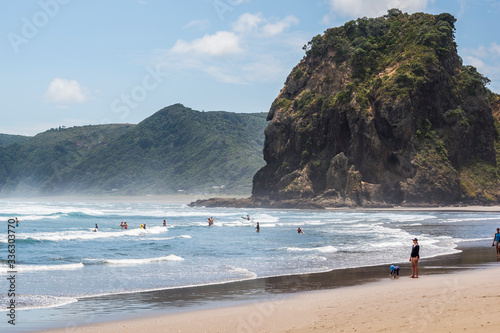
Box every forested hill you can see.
[0,104,267,196]
[0,134,29,147]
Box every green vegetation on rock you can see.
[253,9,500,206]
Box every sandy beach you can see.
[40,262,500,333]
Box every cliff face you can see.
[252,10,500,207]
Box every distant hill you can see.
[0,134,29,147]
[0,104,267,196]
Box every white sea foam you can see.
[302,220,326,226]
[147,235,192,241]
[285,245,338,253]
[252,213,279,223]
[104,255,184,265]
[0,294,78,311]
[18,214,63,221]
[224,266,258,279]
[19,226,169,242]
[441,217,500,223]
[0,263,84,273]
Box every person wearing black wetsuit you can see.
[410,238,420,278]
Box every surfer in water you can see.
[297,227,304,234]
[93,224,98,232]
[256,222,260,232]
[15,217,19,227]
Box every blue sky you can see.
[1,0,499,136]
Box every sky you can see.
[1,0,499,136]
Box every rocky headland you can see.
[191,10,500,209]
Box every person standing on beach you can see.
[492,228,500,256]
[410,238,419,278]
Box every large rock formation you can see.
[191,10,500,209]
[253,10,500,207]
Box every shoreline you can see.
[38,249,500,333]
[2,194,500,212]
[31,242,499,333]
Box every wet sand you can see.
[44,266,500,333]
[35,243,500,333]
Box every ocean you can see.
[1,198,499,331]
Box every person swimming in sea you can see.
[15,217,19,227]
[256,222,260,232]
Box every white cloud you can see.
[233,13,264,34]
[326,0,433,19]
[184,19,210,31]
[157,13,303,85]
[171,31,243,56]
[242,55,289,83]
[44,78,87,104]
[463,42,500,93]
[489,42,500,57]
[261,16,300,37]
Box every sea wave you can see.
[0,263,84,273]
[17,226,169,242]
[104,255,184,265]
[223,265,258,279]
[148,235,192,241]
[0,294,78,311]
[285,245,338,253]
[441,217,500,223]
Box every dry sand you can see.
[42,265,500,333]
